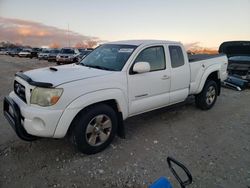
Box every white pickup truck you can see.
[4,40,228,154]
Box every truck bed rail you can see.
[188,54,225,63]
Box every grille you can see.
[14,81,26,103]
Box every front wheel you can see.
[195,80,218,110]
[71,104,118,154]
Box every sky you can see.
[0,0,250,49]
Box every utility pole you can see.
[68,23,70,47]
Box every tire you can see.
[71,104,118,154]
[195,80,218,110]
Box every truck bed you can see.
[188,54,225,63]
[188,54,228,94]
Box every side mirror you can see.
[133,62,150,74]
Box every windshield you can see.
[80,44,137,71]
[41,49,50,53]
[61,49,74,54]
[51,49,60,53]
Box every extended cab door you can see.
[127,45,171,116]
[167,45,190,104]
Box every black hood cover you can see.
[219,41,250,57]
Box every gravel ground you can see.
[0,55,249,188]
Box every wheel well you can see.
[102,99,120,113]
[206,71,221,95]
[67,99,125,138]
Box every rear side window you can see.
[134,46,166,71]
[169,46,185,68]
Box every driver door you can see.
[128,45,171,116]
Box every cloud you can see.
[184,42,218,54]
[183,42,200,49]
[0,17,99,48]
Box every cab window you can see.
[134,46,166,71]
[169,46,185,68]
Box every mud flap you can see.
[117,112,125,139]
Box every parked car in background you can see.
[38,49,51,60]
[78,48,94,53]
[0,49,9,55]
[77,48,93,62]
[18,48,32,57]
[48,49,61,62]
[30,48,42,58]
[9,48,23,57]
[219,41,250,83]
[5,48,12,55]
[56,48,80,64]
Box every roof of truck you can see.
[107,40,180,46]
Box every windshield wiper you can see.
[81,64,115,71]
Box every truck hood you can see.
[219,41,250,57]
[24,64,113,86]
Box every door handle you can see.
[161,75,170,80]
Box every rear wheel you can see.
[195,80,218,110]
[71,104,117,154]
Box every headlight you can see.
[30,87,63,106]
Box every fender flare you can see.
[53,88,128,138]
[197,64,221,94]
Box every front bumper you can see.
[4,92,64,139]
[4,96,37,141]
[18,54,30,57]
[48,56,56,61]
[38,56,48,60]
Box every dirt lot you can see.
[0,55,249,188]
